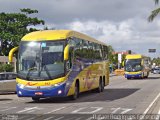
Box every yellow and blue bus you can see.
[9,30,109,101]
[124,54,150,79]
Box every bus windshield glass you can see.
[125,59,142,72]
[18,40,65,81]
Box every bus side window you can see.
[69,47,74,68]
[0,74,2,80]
[104,46,108,60]
[67,38,76,70]
[74,39,83,58]
[94,44,102,60]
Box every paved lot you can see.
[0,73,160,120]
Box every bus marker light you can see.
[19,91,22,95]
[58,90,62,94]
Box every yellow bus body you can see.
[10,30,109,99]
[124,54,150,79]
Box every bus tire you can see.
[32,97,40,101]
[96,78,102,93]
[146,72,149,78]
[101,80,105,92]
[70,82,79,100]
[141,73,144,79]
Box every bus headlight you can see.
[17,84,24,89]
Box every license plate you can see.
[35,92,43,95]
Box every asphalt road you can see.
[0,73,160,120]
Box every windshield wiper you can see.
[43,65,52,80]
[26,56,40,80]
[26,67,37,80]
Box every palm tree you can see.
[148,0,160,22]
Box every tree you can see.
[148,0,160,21]
[108,45,115,63]
[152,57,160,66]
[0,63,14,72]
[0,8,45,56]
[108,45,118,69]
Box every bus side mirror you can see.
[122,61,124,67]
[64,45,69,61]
[9,47,18,62]
[141,60,144,65]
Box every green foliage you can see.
[0,64,14,72]
[108,45,116,64]
[0,64,4,72]
[108,45,114,60]
[154,0,159,5]
[20,8,38,14]
[0,8,45,56]
[107,45,126,69]
[152,57,160,65]
[148,0,160,22]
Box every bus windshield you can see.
[18,40,65,81]
[125,59,142,72]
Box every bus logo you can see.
[45,82,51,86]
[26,82,38,86]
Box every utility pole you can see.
[118,53,122,69]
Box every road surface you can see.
[0,73,160,120]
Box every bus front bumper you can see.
[125,73,142,79]
[16,83,68,98]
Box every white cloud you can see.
[66,19,160,58]
[67,20,133,44]
[0,0,159,58]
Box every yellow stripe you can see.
[125,54,142,59]
[125,71,141,74]
[16,77,66,86]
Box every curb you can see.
[109,74,116,77]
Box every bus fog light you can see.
[66,81,72,87]
[58,90,62,94]
[19,91,22,95]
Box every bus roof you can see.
[125,54,142,59]
[22,30,107,46]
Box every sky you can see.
[0,0,160,58]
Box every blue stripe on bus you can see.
[65,58,93,94]
[125,73,142,79]
[16,83,66,97]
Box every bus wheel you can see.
[101,80,104,92]
[141,73,144,79]
[96,79,102,93]
[146,72,149,78]
[32,97,40,101]
[70,82,79,100]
